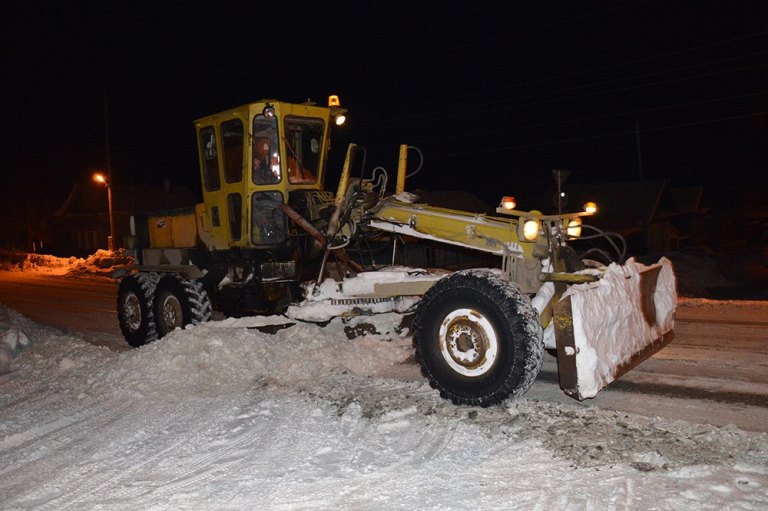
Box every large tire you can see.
[412,269,544,407]
[117,272,159,348]
[153,274,213,338]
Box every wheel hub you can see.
[438,308,498,377]
[123,293,142,331]
[160,295,183,331]
[449,323,482,363]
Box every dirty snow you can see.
[1,252,767,509]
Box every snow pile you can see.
[1,305,767,510]
[67,249,135,277]
[91,313,413,400]
[0,251,84,273]
[0,249,134,277]
[0,307,30,375]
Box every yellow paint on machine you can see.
[148,212,198,248]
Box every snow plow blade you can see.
[553,257,676,400]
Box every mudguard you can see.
[553,257,676,399]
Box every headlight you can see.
[567,217,582,237]
[521,218,540,241]
[262,103,276,118]
[584,201,597,214]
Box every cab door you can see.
[249,113,287,246]
[197,114,248,250]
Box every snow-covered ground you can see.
[1,252,767,509]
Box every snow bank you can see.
[0,249,134,277]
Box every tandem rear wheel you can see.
[117,272,212,347]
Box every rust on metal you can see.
[539,272,600,284]
[638,265,662,326]
[553,295,578,397]
[279,201,364,281]
[278,203,327,247]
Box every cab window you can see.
[200,126,221,191]
[252,115,281,185]
[251,191,285,245]
[222,119,244,183]
[284,116,324,184]
[227,193,242,240]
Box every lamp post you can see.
[93,173,115,251]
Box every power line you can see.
[353,0,654,75]
[404,90,768,145]
[365,59,768,128]
[362,29,768,117]
[420,111,768,160]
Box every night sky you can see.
[2,0,767,233]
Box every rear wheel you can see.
[413,269,544,407]
[154,274,212,338]
[117,272,159,347]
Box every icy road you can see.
[1,269,767,509]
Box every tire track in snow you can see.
[20,401,193,511]
[0,401,128,479]
[122,397,288,507]
[28,394,291,510]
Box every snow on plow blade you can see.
[553,257,676,400]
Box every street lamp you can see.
[93,172,115,251]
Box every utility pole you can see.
[103,88,116,251]
[635,121,644,181]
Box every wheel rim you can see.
[438,308,498,377]
[122,293,142,332]
[159,294,183,332]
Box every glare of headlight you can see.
[584,201,598,214]
[522,219,540,241]
[567,217,582,237]
[334,114,346,126]
[500,196,516,209]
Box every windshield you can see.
[284,116,324,184]
[252,115,281,185]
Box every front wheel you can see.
[154,274,213,338]
[412,269,544,407]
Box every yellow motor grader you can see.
[114,96,676,406]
